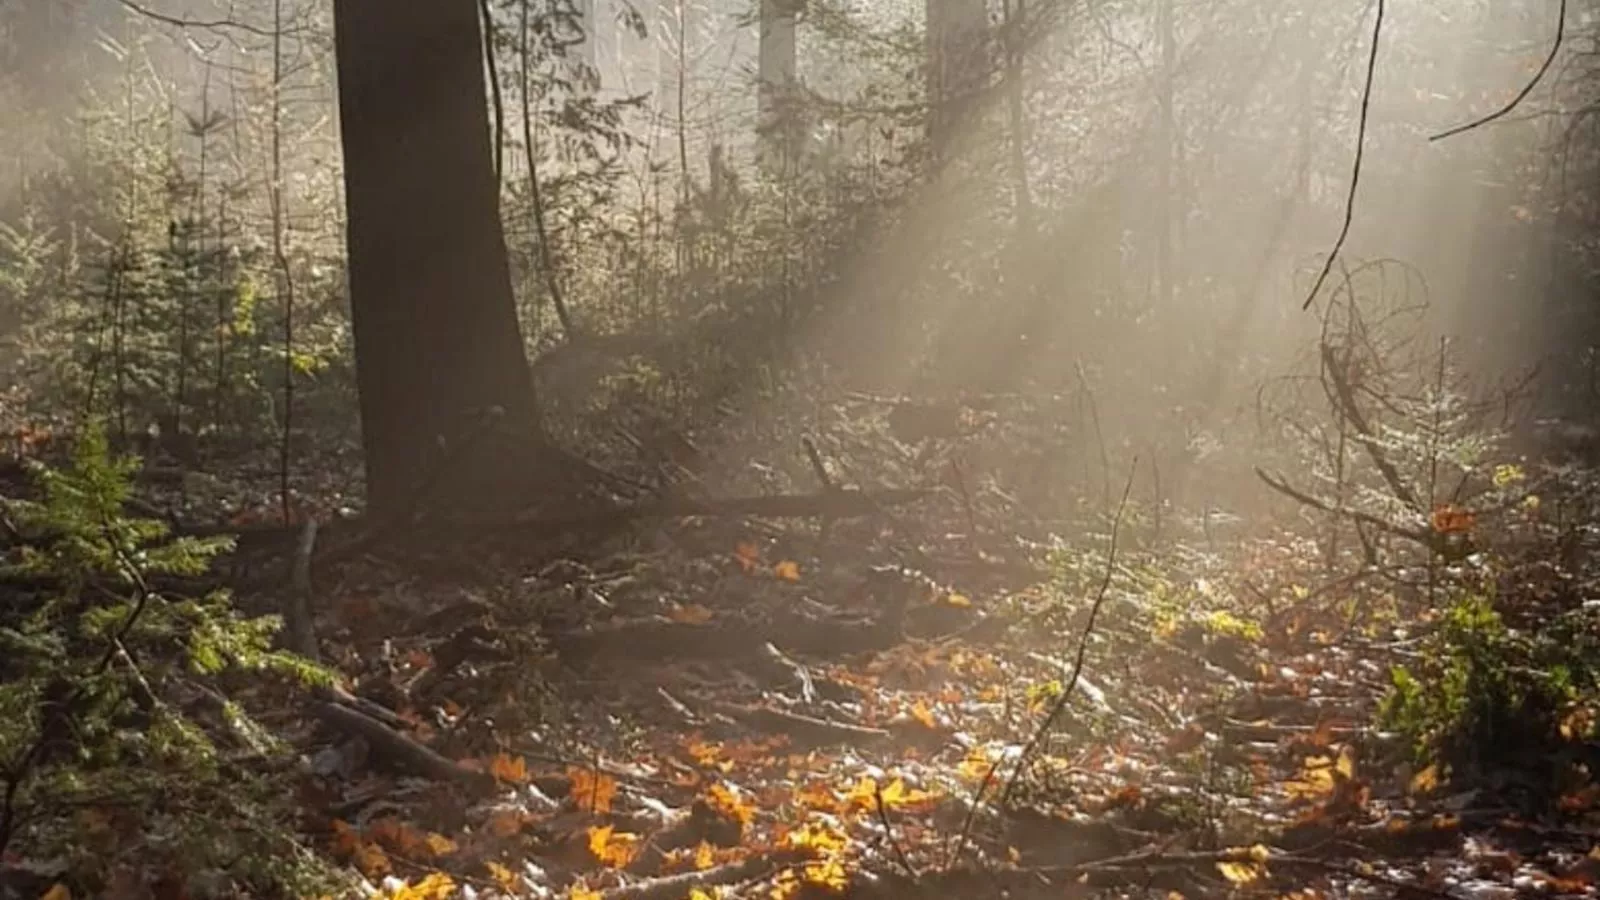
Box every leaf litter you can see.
[19,400,1600,900]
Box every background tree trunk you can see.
[333,0,539,520]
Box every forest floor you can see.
[6,406,1600,900]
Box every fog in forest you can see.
[0,0,1595,518]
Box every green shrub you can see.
[0,423,337,895]
[1379,593,1600,774]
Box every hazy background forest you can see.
[4,0,1595,508]
[3,0,1600,897]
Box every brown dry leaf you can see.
[1561,785,1600,813]
[773,560,802,582]
[489,752,529,784]
[670,603,715,624]
[569,766,618,813]
[734,542,761,572]
[1430,504,1476,535]
[1166,722,1206,753]
[353,840,392,879]
[487,807,531,837]
[329,818,363,856]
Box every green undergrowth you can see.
[0,424,342,896]
[1379,591,1600,782]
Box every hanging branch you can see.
[1301,0,1385,312]
[119,0,289,38]
[519,0,577,339]
[481,0,507,183]
[1431,0,1566,142]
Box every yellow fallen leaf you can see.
[587,824,641,867]
[945,592,972,607]
[1335,745,1356,779]
[1216,845,1269,885]
[773,560,801,581]
[1217,860,1262,885]
[1410,764,1439,794]
[386,872,454,900]
[486,860,521,891]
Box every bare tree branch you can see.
[1431,0,1566,142]
[1301,0,1384,312]
[119,0,287,38]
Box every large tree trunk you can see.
[333,0,540,520]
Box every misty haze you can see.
[1,1,1598,898]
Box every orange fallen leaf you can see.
[707,782,756,825]
[773,560,801,581]
[569,766,618,813]
[1410,764,1440,795]
[670,603,715,624]
[735,542,761,572]
[489,752,529,784]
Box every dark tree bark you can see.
[332,0,540,520]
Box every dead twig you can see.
[946,458,1137,868]
[1430,0,1566,141]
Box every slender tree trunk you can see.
[333,0,539,520]
[756,0,796,168]
[1154,0,1175,309]
[925,0,988,163]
